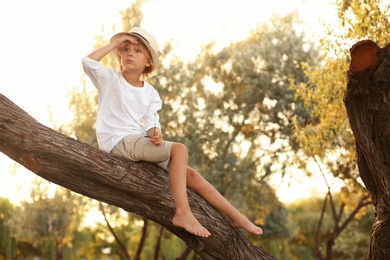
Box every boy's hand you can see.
[115,35,139,49]
[147,127,163,146]
[86,35,139,62]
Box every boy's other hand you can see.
[148,127,163,146]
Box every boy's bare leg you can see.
[169,144,211,237]
[186,167,263,235]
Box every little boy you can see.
[82,26,263,237]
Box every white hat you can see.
[110,27,159,69]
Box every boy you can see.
[82,26,263,238]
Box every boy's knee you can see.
[187,168,200,181]
[172,143,188,155]
[187,167,206,189]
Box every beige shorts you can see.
[110,134,173,170]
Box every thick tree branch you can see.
[345,40,390,259]
[0,94,274,259]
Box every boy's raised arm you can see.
[87,41,117,61]
[87,35,140,61]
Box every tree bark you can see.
[0,94,274,259]
[345,40,390,259]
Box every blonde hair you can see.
[114,41,156,79]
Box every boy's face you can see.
[119,42,151,72]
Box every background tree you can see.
[288,196,335,259]
[149,12,320,245]
[291,0,390,183]
[345,39,390,259]
[9,179,85,259]
[332,199,375,259]
[0,197,17,259]
[64,226,101,259]
[286,192,373,260]
[290,0,389,258]
[291,0,390,184]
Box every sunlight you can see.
[0,154,36,204]
[203,77,224,95]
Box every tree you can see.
[0,93,275,259]
[344,39,390,259]
[286,192,373,260]
[289,0,390,257]
[161,12,318,193]
[0,197,16,259]
[312,190,371,260]
[291,0,390,183]
[9,180,85,259]
[332,202,375,259]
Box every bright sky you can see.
[0,0,340,205]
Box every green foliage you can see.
[289,196,334,246]
[0,197,16,259]
[285,192,372,259]
[290,0,390,185]
[9,180,86,259]
[337,0,390,47]
[63,227,97,259]
[333,204,374,259]
[260,205,293,258]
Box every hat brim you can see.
[110,32,159,69]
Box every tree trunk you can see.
[0,94,274,260]
[344,40,390,259]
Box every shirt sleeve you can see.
[81,56,112,92]
[144,89,162,132]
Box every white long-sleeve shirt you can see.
[81,56,162,152]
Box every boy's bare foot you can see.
[231,214,263,235]
[172,212,211,238]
